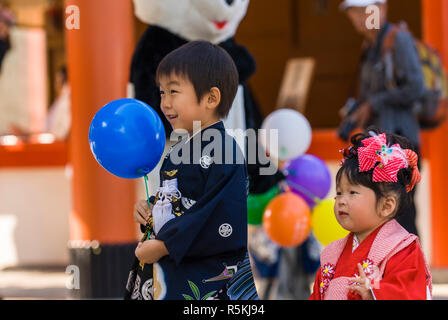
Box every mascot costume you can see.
[129,0,283,194]
[125,0,283,300]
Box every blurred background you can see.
[0,0,448,299]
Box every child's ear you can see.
[379,195,397,219]
[206,87,221,110]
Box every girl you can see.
[309,128,432,300]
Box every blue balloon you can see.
[89,98,166,179]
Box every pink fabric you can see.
[324,277,351,299]
[320,220,432,300]
[358,133,408,183]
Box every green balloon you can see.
[247,186,280,225]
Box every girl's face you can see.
[334,173,388,238]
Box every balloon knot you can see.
[138,168,150,175]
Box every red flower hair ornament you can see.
[357,133,421,193]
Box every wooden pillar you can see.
[422,0,448,267]
[65,0,136,244]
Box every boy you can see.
[125,41,258,300]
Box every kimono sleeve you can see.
[309,268,322,300]
[156,162,248,266]
[371,241,429,300]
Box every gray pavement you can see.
[1,266,447,300]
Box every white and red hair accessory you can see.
[357,133,421,192]
[403,148,421,193]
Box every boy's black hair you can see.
[156,40,239,119]
[336,127,418,218]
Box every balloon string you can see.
[143,174,151,209]
[143,174,151,241]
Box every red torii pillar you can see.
[422,0,448,267]
[65,1,136,245]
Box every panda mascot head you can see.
[133,0,250,44]
[130,0,262,138]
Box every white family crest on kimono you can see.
[200,155,213,169]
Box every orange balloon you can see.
[262,192,311,247]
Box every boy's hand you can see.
[135,239,169,265]
[134,199,153,225]
[348,263,374,300]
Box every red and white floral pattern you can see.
[348,259,376,287]
[320,263,336,296]
[360,258,375,276]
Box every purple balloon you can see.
[284,154,331,208]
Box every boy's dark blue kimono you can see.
[125,121,258,300]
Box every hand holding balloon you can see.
[134,199,153,225]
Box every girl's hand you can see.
[348,263,374,300]
[133,199,153,225]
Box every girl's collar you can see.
[352,221,388,250]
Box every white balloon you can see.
[260,109,312,160]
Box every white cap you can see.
[340,0,387,11]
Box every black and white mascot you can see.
[129,0,283,194]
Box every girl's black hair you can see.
[336,127,418,218]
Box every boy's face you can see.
[159,73,217,135]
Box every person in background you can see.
[339,0,425,236]
[7,66,71,140]
[0,3,14,70]
[45,66,71,140]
